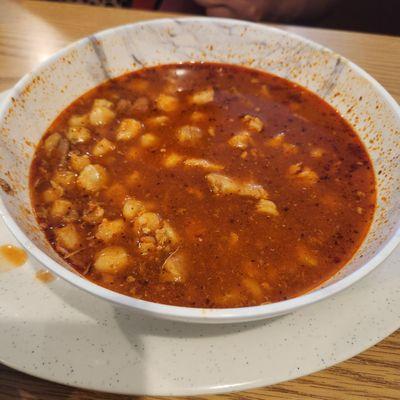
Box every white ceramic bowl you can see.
[0,18,399,323]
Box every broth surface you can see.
[30,63,375,308]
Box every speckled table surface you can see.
[0,1,399,399]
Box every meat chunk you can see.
[228,131,252,149]
[136,221,179,255]
[265,133,298,155]
[82,201,104,224]
[288,163,318,185]
[131,97,149,113]
[282,143,298,155]
[138,236,157,256]
[115,99,132,114]
[184,158,224,171]
[266,132,285,148]
[242,114,264,132]
[206,173,268,199]
[206,174,237,195]
[256,199,279,216]
[132,209,180,255]
[128,200,180,255]
[237,182,268,199]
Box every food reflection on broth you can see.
[30,63,375,308]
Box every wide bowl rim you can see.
[0,17,399,323]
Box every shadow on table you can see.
[14,277,281,398]
[0,362,141,400]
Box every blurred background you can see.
[49,0,400,35]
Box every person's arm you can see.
[195,0,339,22]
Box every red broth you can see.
[30,63,376,308]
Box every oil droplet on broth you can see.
[35,269,55,283]
[0,244,28,271]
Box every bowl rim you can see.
[0,17,399,323]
